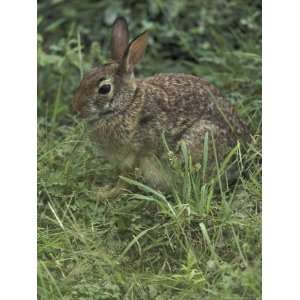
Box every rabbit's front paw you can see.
[96,184,122,200]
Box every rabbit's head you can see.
[73,17,148,122]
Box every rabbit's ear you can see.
[121,31,148,73]
[111,17,129,62]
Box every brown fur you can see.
[72,17,249,190]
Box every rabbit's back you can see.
[136,74,248,150]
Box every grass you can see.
[38,1,261,299]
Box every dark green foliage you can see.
[38,1,261,299]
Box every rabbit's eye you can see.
[98,84,111,95]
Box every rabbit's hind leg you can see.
[177,119,229,164]
[178,120,240,186]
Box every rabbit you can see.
[73,17,249,194]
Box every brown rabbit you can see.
[73,17,249,193]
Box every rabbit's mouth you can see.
[87,107,114,124]
[98,108,114,119]
[98,101,116,118]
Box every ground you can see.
[38,1,261,299]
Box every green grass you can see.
[38,1,261,299]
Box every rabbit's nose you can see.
[72,107,82,118]
[72,92,85,117]
[72,103,87,118]
[71,96,81,115]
